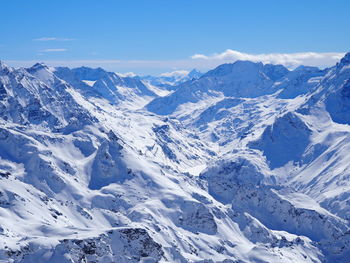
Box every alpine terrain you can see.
[1,53,350,263]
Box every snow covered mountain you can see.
[141,69,202,90]
[0,54,350,262]
[146,61,290,115]
[54,66,157,108]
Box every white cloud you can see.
[159,70,189,77]
[115,72,137,77]
[41,49,67,52]
[191,49,345,69]
[33,37,75,41]
[34,37,57,41]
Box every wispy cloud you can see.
[41,49,67,52]
[160,70,189,77]
[191,49,345,69]
[116,72,137,77]
[33,37,75,41]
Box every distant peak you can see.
[189,69,200,74]
[73,66,107,74]
[30,62,49,71]
[0,60,12,73]
[340,52,350,65]
[263,63,289,81]
[231,60,264,70]
[188,69,202,78]
[234,60,262,66]
[293,65,320,72]
[204,60,262,77]
[0,60,7,69]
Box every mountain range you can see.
[0,53,350,262]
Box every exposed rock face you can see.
[249,112,312,169]
[163,199,218,234]
[2,228,164,263]
[200,154,269,203]
[89,131,130,190]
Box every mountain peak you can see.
[204,60,288,80]
[294,65,320,72]
[235,59,262,66]
[70,66,108,81]
[77,66,106,72]
[30,62,49,71]
[340,52,350,65]
[0,60,9,71]
[203,61,257,77]
[263,63,289,81]
[0,61,14,76]
[188,69,202,79]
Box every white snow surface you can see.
[0,54,350,262]
[82,80,96,87]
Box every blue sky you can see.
[1,0,349,74]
